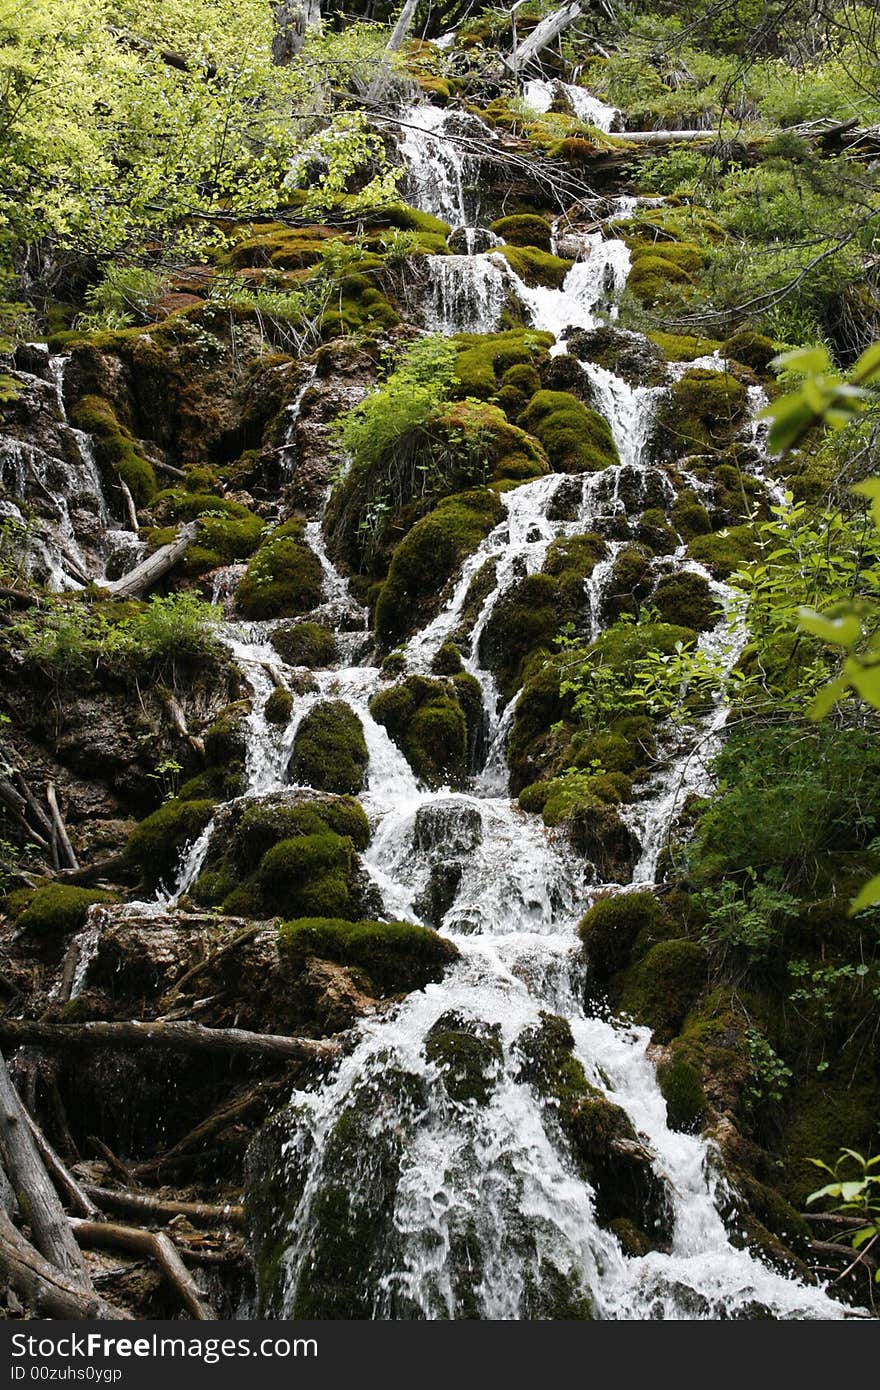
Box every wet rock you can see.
[567,326,666,386]
[424,1011,502,1105]
[413,801,482,855]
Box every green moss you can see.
[424,1013,503,1105]
[671,494,712,539]
[478,571,560,700]
[71,395,156,506]
[656,1054,707,1133]
[686,525,757,577]
[431,641,464,676]
[497,244,572,289]
[453,330,554,401]
[518,390,620,473]
[722,329,777,373]
[489,214,553,251]
[375,489,503,644]
[8,885,118,936]
[270,620,337,668]
[627,253,694,307]
[126,798,216,891]
[264,687,293,725]
[592,619,698,674]
[258,832,353,917]
[652,570,718,631]
[370,675,469,788]
[279,916,459,995]
[660,369,748,455]
[578,891,664,979]
[619,939,708,1041]
[289,700,368,796]
[648,330,721,361]
[604,544,653,620]
[236,519,323,619]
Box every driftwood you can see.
[19,1105,99,1219]
[160,924,260,1011]
[505,3,583,74]
[0,777,50,851]
[161,691,205,755]
[46,781,79,871]
[87,1135,138,1186]
[83,1183,245,1229]
[0,1049,91,1286]
[0,585,40,607]
[102,521,197,599]
[0,1016,344,1062]
[71,1218,215,1320]
[0,1208,128,1319]
[119,478,139,533]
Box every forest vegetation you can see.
[0,0,878,1322]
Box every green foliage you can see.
[807,1149,880,1281]
[744,1027,792,1105]
[6,592,221,687]
[697,868,801,968]
[76,265,167,332]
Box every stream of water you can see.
[32,91,847,1319]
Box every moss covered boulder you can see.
[370,676,474,788]
[518,390,619,473]
[375,489,503,645]
[657,369,748,458]
[517,1013,673,1243]
[5,885,118,937]
[289,701,368,796]
[424,1012,503,1105]
[652,570,718,631]
[279,916,459,995]
[125,797,215,892]
[270,620,337,669]
[489,213,553,251]
[236,520,323,620]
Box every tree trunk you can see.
[272,1,322,65]
[0,1208,128,1320]
[505,3,584,74]
[83,1184,245,1228]
[366,0,420,104]
[0,1017,344,1063]
[0,1051,91,1286]
[101,522,197,599]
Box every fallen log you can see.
[134,1078,289,1177]
[0,1017,344,1063]
[101,521,197,599]
[83,1183,245,1229]
[505,3,583,74]
[0,1208,128,1320]
[19,1106,99,1219]
[0,1050,92,1286]
[71,1218,215,1320]
[46,781,79,871]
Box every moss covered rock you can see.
[71,395,157,506]
[279,916,459,995]
[375,489,502,645]
[686,525,757,578]
[424,1012,503,1105]
[126,798,216,891]
[270,620,337,668]
[370,675,473,788]
[489,214,553,251]
[652,570,718,631]
[619,939,708,1041]
[264,687,293,725]
[236,519,323,619]
[289,700,368,796]
[658,369,748,457]
[578,891,664,979]
[7,885,118,937]
[657,1054,707,1133]
[518,390,619,473]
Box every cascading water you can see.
[43,92,848,1319]
[209,122,844,1319]
[522,77,621,133]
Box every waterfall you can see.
[522,78,621,133]
[225,124,843,1320]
